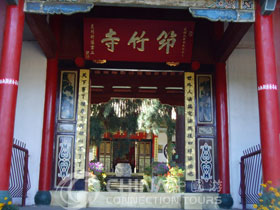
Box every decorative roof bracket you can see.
[23,0,266,23]
[24,1,94,15]
[260,0,277,15]
[189,0,255,22]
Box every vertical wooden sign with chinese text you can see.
[84,18,195,63]
[185,72,196,181]
[196,74,217,191]
[74,69,90,179]
[54,70,78,188]
[154,136,158,162]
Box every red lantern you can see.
[191,61,200,71]
[75,57,85,67]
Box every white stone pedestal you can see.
[115,163,132,177]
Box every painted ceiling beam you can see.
[6,0,18,5]
[91,92,184,106]
[25,14,56,58]
[90,71,184,105]
[215,22,252,62]
[91,73,184,87]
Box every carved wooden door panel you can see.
[138,141,151,173]
[99,141,112,172]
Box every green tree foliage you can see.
[90,99,177,162]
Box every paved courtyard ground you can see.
[19,207,183,210]
[19,206,241,210]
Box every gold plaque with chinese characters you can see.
[74,69,90,179]
[154,136,158,162]
[184,72,196,181]
[84,18,195,63]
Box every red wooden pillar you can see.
[216,63,230,194]
[216,63,233,208]
[255,2,280,185]
[0,0,7,54]
[0,0,24,205]
[35,17,60,205]
[34,59,58,205]
[272,3,280,131]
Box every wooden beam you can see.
[6,0,18,5]
[91,72,184,87]
[215,22,252,62]
[91,92,184,106]
[25,14,56,58]
[90,71,185,105]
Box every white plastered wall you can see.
[226,27,261,209]
[157,128,176,163]
[157,131,168,162]
[13,41,47,205]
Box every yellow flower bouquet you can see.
[254,181,280,210]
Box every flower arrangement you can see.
[88,161,107,191]
[253,181,280,210]
[152,162,169,176]
[89,161,104,175]
[141,175,152,192]
[2,204,18,210]
[142,163,185,193]
[144,166,152,176]
[169,166,184,177]
[0,197,17,210]
[163,166,185,193]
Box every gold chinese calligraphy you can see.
[184,72,196,181]
[74,69,90,179]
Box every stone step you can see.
[107,184,144,192]
[106,176,144,192]
[51,191,220,209]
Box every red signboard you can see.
[84,18,195,63]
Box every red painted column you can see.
[38,59,58,191]
[35,17,60,205]
[214,22,233,208]
[216,62,233,208]
[0,0,24,202]
[216,63,230,194]
[255,2,280,185]
[0,0,7,55]
[35,58,58,205]
[272,3,280,131]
